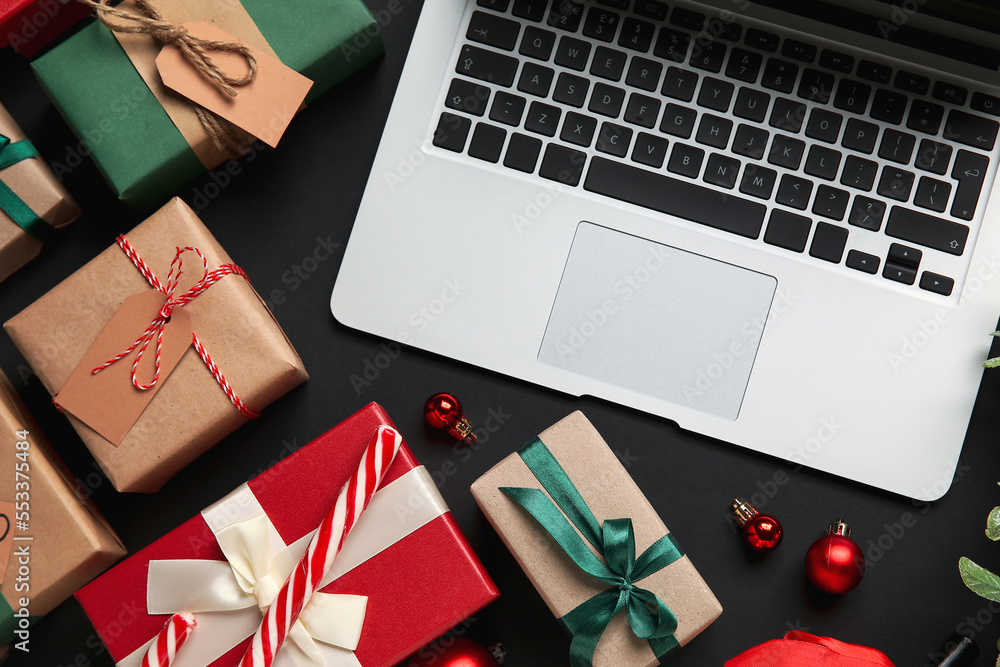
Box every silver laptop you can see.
[332,0,1000,500]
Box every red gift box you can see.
[75,402,500,667]
[0,0,91,56]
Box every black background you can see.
[3,2,1000,666]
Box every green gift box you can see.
[32,0,383,209]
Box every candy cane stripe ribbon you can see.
[94,235,260,419]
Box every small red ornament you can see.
[424,393,477,443]
[805,518,865,594]
[408,638,506,666]
[731,498,783,553]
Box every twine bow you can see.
[76,0,257,153]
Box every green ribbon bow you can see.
[0,133,57,243]
[500,438,684,666]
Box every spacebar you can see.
[583,157,767,239]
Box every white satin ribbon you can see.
[116,466,449,667]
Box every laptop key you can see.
[943,110,999,150]
[877,166,915,201]
[768,135,805,170]
[906,100,944,135]
[848,196,885,231]
[553,72,589,107]
[667,143,705,178]
[819,49,854,73]
[726,48,762,83]
[919,272,954,296]
[842,118,879,153]
[631,132,669,167]
[857,60,891,85]
[833,79,871,114]
[671,7,705,31]
[951,150,989,221]
[696,115,733,149]
[812,185,850,221]
[733,88,770,122]
[589,83,626,117]
[765,209,811,252]
[548,0,584,31]
[733,124,769,159]
[560,112,598,146]
[806,108,843,143]
[933,82,967,106]
[525,101,562,136]
[518,63,555,96]
[914,139,952,175]
[690,42,728,73]
[883,261,917,285]
[697,78,735,112]
[840,155,878,191]
[913,177,951,213]
[520,26,557,60]
[512,0,549,22]
[870,89,907,125]
[598,0,629,9]
[885,206,969,255]
[489,91,527,125]
[745,28,778,53]
[624,93,661,128]
[539,143,587,185]
[554,36,592,70]
[708,17,743,42]
[661,103,697,138]
[478,0,511,11]
[782,38,817,63]
[619,17,655,52]
[809,222,848,262]
[894,70,929,95]
[770,98,806,133]
[878,129,916,164]
[591,46,627,80]
[739,165,777,199]
[661,66,698,101]
[846,249,880,274]
[433,113,472,152]
[585,157,766,237]
[583,7,620,41]
[761,58,798,94]
[596,122,633,157]
[634,0,667,21]
[888,243,921,267]
[468,123,507,162]
[468,12,521,51]
[776,174,813,210]
[654,27,691,62]
[457,45,519,87]
[703,154,740,189]
[804,145,841,181]
[797,68,835,104]
[626,57,663,91]
[971,92,1000,117]
[503,132,542,173]
[446,79,492,116]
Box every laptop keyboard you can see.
[431,0,1000,298]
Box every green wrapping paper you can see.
[32,0,384,208]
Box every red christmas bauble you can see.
[731,499,783,553]
[423,393,477,443]
[408,638,505,667]
[805,519,865,594]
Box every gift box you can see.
[0,101,80,284]
[0,366,125,644]
[75,402,500,667]
[4,197,308,493]
[0,0,92,57]
[725,632,896,666]
[32,0,384,208]
[471,411,722,667]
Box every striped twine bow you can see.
[91,235,260,420]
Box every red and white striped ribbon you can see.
[238,425,404,667]
[141,612,196,667]
[91,235,260,419]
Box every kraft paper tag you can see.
[0,501,13,585]
[56,290,193,446]
[155,22,314,148]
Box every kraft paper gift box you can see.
[471,411,723,667]
[32,0,384,208]
[0,367,125,645]
[0,102,80,284]
[0,0,92,57]
[75,402,501,667]
[4,197,308,493]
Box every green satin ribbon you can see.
[500,438,684,666]
[0,133,56,243]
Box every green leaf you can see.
[988,507,1000,541]
[985,357,1000,368]
[995,654,999,667]
[960,557,1000,602]
[991,331,1000,337]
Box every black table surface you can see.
[3,3,1000,666]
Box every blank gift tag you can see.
[56,290,193,446]
[0,501,14,584]
[155,22,313,148]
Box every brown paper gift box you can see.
[3,197,308,493]
[0,103,80,284]
[0,367,125,632]
[471,411,722,667]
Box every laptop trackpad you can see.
[538,222,777,420]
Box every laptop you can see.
[331,0,1000,500]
